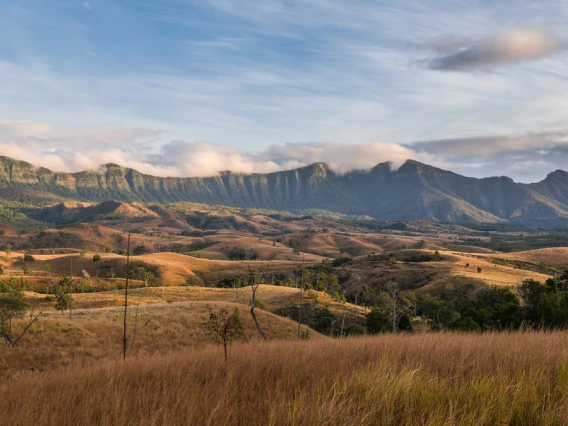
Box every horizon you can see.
[2,153,566,184]
[1,1,568,182]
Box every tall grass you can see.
[2,332,568,425]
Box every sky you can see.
[0,0,567,182]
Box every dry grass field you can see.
[2,332,568,425]
[2,251,316,286]
[0,299,321,378]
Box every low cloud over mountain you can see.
[2,120,568,183]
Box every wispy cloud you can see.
[420,27,567,71]
[83,2,92,11]
[2,120,568,183]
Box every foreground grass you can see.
[2,333,568,425]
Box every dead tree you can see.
[324,317,336,337]
[297,250,306,341]
[384,282,399,335]
[12,311,43,346]
[340,292,347,337]
[123,232,131,360]
[69,258,73,320]
[131,294,140,349]
[249,266,267,341]
[232,276,242,303]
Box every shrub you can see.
[93,254,102,262]
[183,275,202,287]
[23,254,35,261]
[332,256,352,267]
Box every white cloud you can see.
[0,120,436,177]
[1,120,568,183]
[421,27,567,71]
[83,2,92,11]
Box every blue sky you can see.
[0,0,567,181]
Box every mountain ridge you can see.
[1,155,568,224]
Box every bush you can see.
[366,309,391,334]
[93,254,102,262]
[183,275,202,287]
[133,245,151,256]
[332,256,352,267]
[23,254,35,261]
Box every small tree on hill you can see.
[0,290,28,337]
[21,264,31,275]
[203,307,244,362]
[54,287,72,316]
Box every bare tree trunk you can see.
[249,267,267,341]
[12,311,43,346]
[233,278,240,302]
[223,340,228,362]
[131,295,140,349]
[297,286,303,341]
[341,307,346,337]
[69,259,73,321]
[326,317,336,337]
[297,251,306,341]
[392,295,397,335]
[123,232,131,360]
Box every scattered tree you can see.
[21,264,31,275]
[0,290,28,337]
[203,307,245,362]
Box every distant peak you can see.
[546,169,568,179]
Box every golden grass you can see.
[486,248,568,271]
[10,251,313,286]
[21,285,364,318]
[2,332,568,425]
[0,300,320,377]
[447,253,551,287]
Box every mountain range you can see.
[1,155,568,225]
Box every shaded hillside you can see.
[2,155,568,224]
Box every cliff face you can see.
[1,155,568,224]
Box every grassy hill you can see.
[0,299,322,377]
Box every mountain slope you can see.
[1,155,568,224]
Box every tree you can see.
[383,281,400,334]
[21,263,31,275]
[203,307,244,362]
[519,279,549,323]
[100,244,112,255]
[44,263,52,275]
[0,290,28,337]
[248,267,267,341]
[54,287,72,316]
[365,308,390,334]
[133,245,150,256]
[80,246,88,257]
